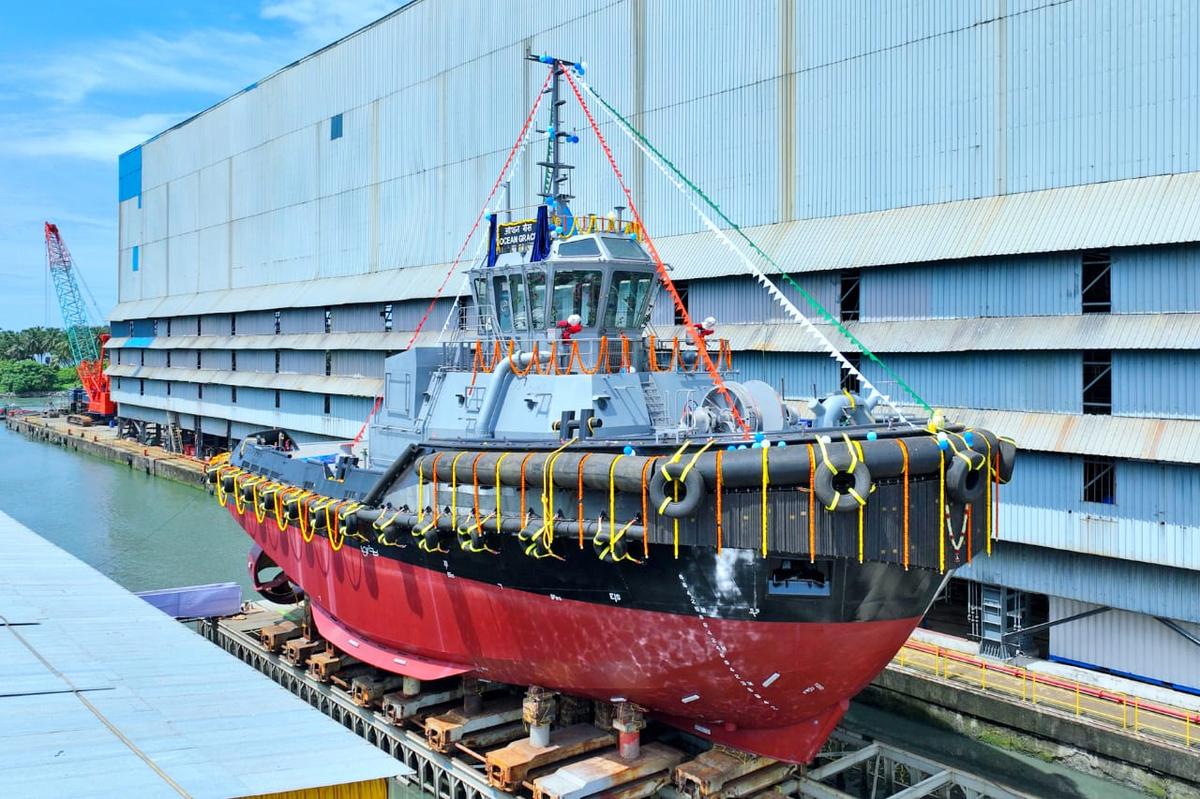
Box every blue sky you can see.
[0,0,399,331]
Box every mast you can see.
[528,54,577,207]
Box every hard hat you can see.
[567,313,582,326]
[703,316,717,328]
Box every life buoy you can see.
[649,461,705,518]
[813,456,872,513]
[946,449,987,503]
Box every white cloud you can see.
[3,112,186,163]
[260,0,400,43]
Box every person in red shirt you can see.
[557,313,583,341]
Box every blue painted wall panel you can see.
[862,254,1080,320]
[861,352,1081,413]
[118,145,142,202]
[733,352,840,399]
[1111,245,1200,314]
[1113,351,1200,419]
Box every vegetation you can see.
[0,326,108,395]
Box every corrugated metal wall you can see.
[1111,245,1200,314]
[732,352,840,399]
[331,350,384,378]
[282,308,326,334]
[1113,352,1200,419]
[336,304,383,334]
[861,255,1080,320]
[280,350,324,375]
[1049,597,1200,691]
[201,350,232,371]
[200,314,232,336]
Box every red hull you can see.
[234,507,920,762]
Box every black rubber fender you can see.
[946,449,987,503]
[813,457,872,513]
[649,461,705,519]
[220,474,236,493]
[996,438,1017,484]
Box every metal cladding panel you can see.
[142,350,167,368]
[236,386,274,411]
[1113,351,1200,419]
[230,204,317,288]
[318,188,370,278]
[200,349,232,370]
[1111,244,1200,313]
[141,184,168,244]
[733,352,841,399]
[1049,598,1200,690]
[118,197,141,247]
[231,127,317,220]
[862,255,1080,321]
[167,171,199,235]
[236,310,277,336]
[235,349,275,373]
[138,240,166,300]
[335,303,382,334]
[143,379,168,398]
[196,224,231,293]
[331,395,373,422]
[332,350,384,379]
[282,307,326,334]
[197,161,231,230]
[281,350,324,375]
[166,231,199,295]
[862,352,1081,413]
[685,274,839,326]
[173,382,199,400]
[318,104,370,199]
[393,297,460,332]
[279,390,326,416]
[200,314,231,336]
[200,414,229,435]
[960,543,1200,623]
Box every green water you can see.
[0,420,253,595]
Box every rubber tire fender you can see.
[813,457,872,513]
[649,461,705,519]
[996,438,1017,485]
[220,474,236,493]
[946,449,987,504]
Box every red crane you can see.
[45,222,115,416]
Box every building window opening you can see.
[231,385,238,403]
[1082,350,1112,415]
[274,389,281,409]
[1083,457,1115,505]
[839,271,861,322]
[382,303,393,332]
[273,310,281,334]
[230,315,237,336]
[1081,250,1111,314]
[166,382,171,396]
[330,113,343,140]
[139,350,145,366]
[166,351,171,368]
[116,350,122,365]
[323,394,331,414]
[840,351,861,393]
[196,351,202,369]
[198,384,203,400]
[672,281,690,326]
[324,307,332,334]
[166,318,172,337]
[128,321,135,337]
[230,351,237,372]
[324,351,332,376]
[274,350,281,373]
[196,317,201,336]
[139,379,144,396]
[152,319,159,336]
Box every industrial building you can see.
[110,2,1200,692]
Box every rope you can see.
[576,75,930,423]
[348,67,555,448]
[577,453,594,548]
[494,452,511,533]
[807,444,816,562]
[714,449,723,554]
[640,457,657,560]
[939,447,946,574]
[897,439,911,570]
[760,444,770,557]
[560,67,752,436]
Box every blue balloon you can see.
[623,445,635,456]
[754,432,765,442]
[539,55,551,64]
[776,441,787,448]
[628,232,638,240]
[726,445,736,452]
[938,439,950,450]
[568,135,580,143]
[866,431,878,441]
[548,125,556,135]
[738,444,748,450]
[964,431,975,446]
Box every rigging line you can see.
[350,68,554,448]
[560,66,752,436]
[578,77,932,419]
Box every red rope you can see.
[350,69,556,448]
[560,67,751,435]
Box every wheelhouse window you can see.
[557,238,601,258]
[603,271,654,329]
[527,271,547,329]
[493,275,514,330]
[551,270,603,327]
[602,237,649,261]
[509,275,529,331]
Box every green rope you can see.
[586,86,933,415]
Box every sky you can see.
[0,0,401,331]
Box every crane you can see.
[44,222,115,416]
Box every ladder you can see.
[639,377,670,432]
[166,412,184,453]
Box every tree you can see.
[0,359,58,394]
[54,366,81,390]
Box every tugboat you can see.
[208,56,1016,764]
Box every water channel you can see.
[0,412,1146,798]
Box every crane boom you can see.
[44,222,114,416]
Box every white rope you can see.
[577,76,913,427]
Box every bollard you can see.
[613,702,645,761]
